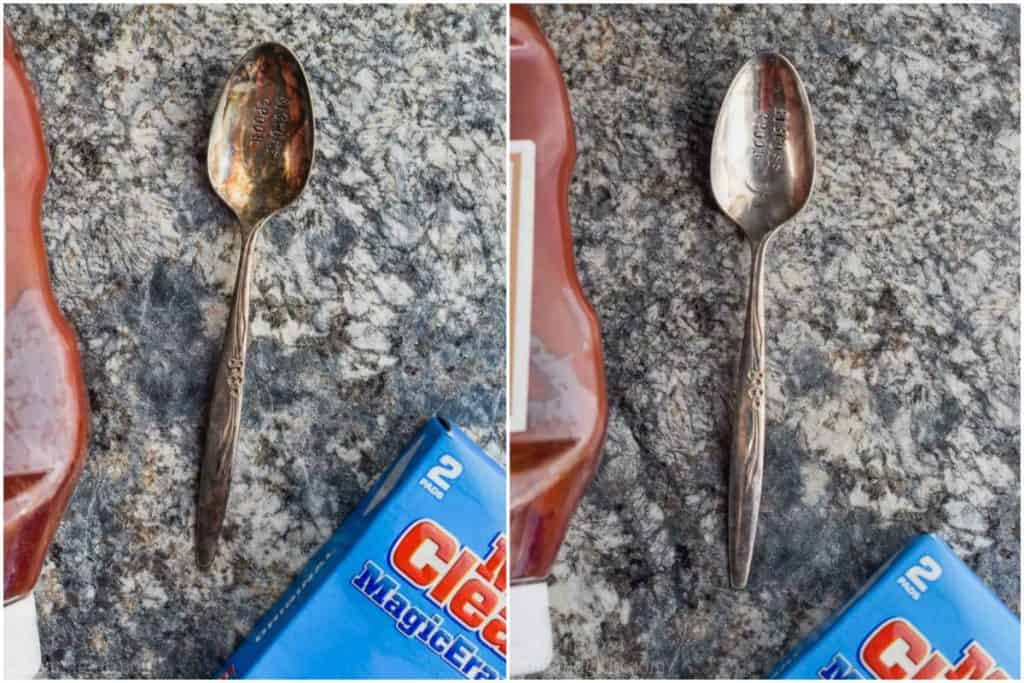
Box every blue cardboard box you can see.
[772,534,1019,679]
[219,416,507,679]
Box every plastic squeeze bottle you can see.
[508,5,608,676]
[4,26,90,678]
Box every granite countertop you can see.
[531,4,1020,678]
[5,4,505,677]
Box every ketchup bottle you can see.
[4,27,90,678]
[508,5,608,675]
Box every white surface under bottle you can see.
[5,591,42,679]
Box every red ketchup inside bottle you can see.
[4,26,90,678]
[508,5,608,675]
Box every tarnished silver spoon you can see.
[710,52,816,589]
[197,42,315,569]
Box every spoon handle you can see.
[729,238,769,589]
[197,228,260,569]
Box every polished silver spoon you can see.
[710,52,816,589]
[197,42,315,569]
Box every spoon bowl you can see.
[711,53,815,243]
[208,42,315,230]
[197,42,314,570]
[710,52,816,589]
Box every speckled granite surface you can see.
[528,4,1020,679]
[5,4,505,677]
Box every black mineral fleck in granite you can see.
[527,4,1019,679]
[4,4,505,678]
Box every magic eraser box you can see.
[772,534,1019,680]
[219,416,507,679]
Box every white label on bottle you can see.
[508,140,536,434]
